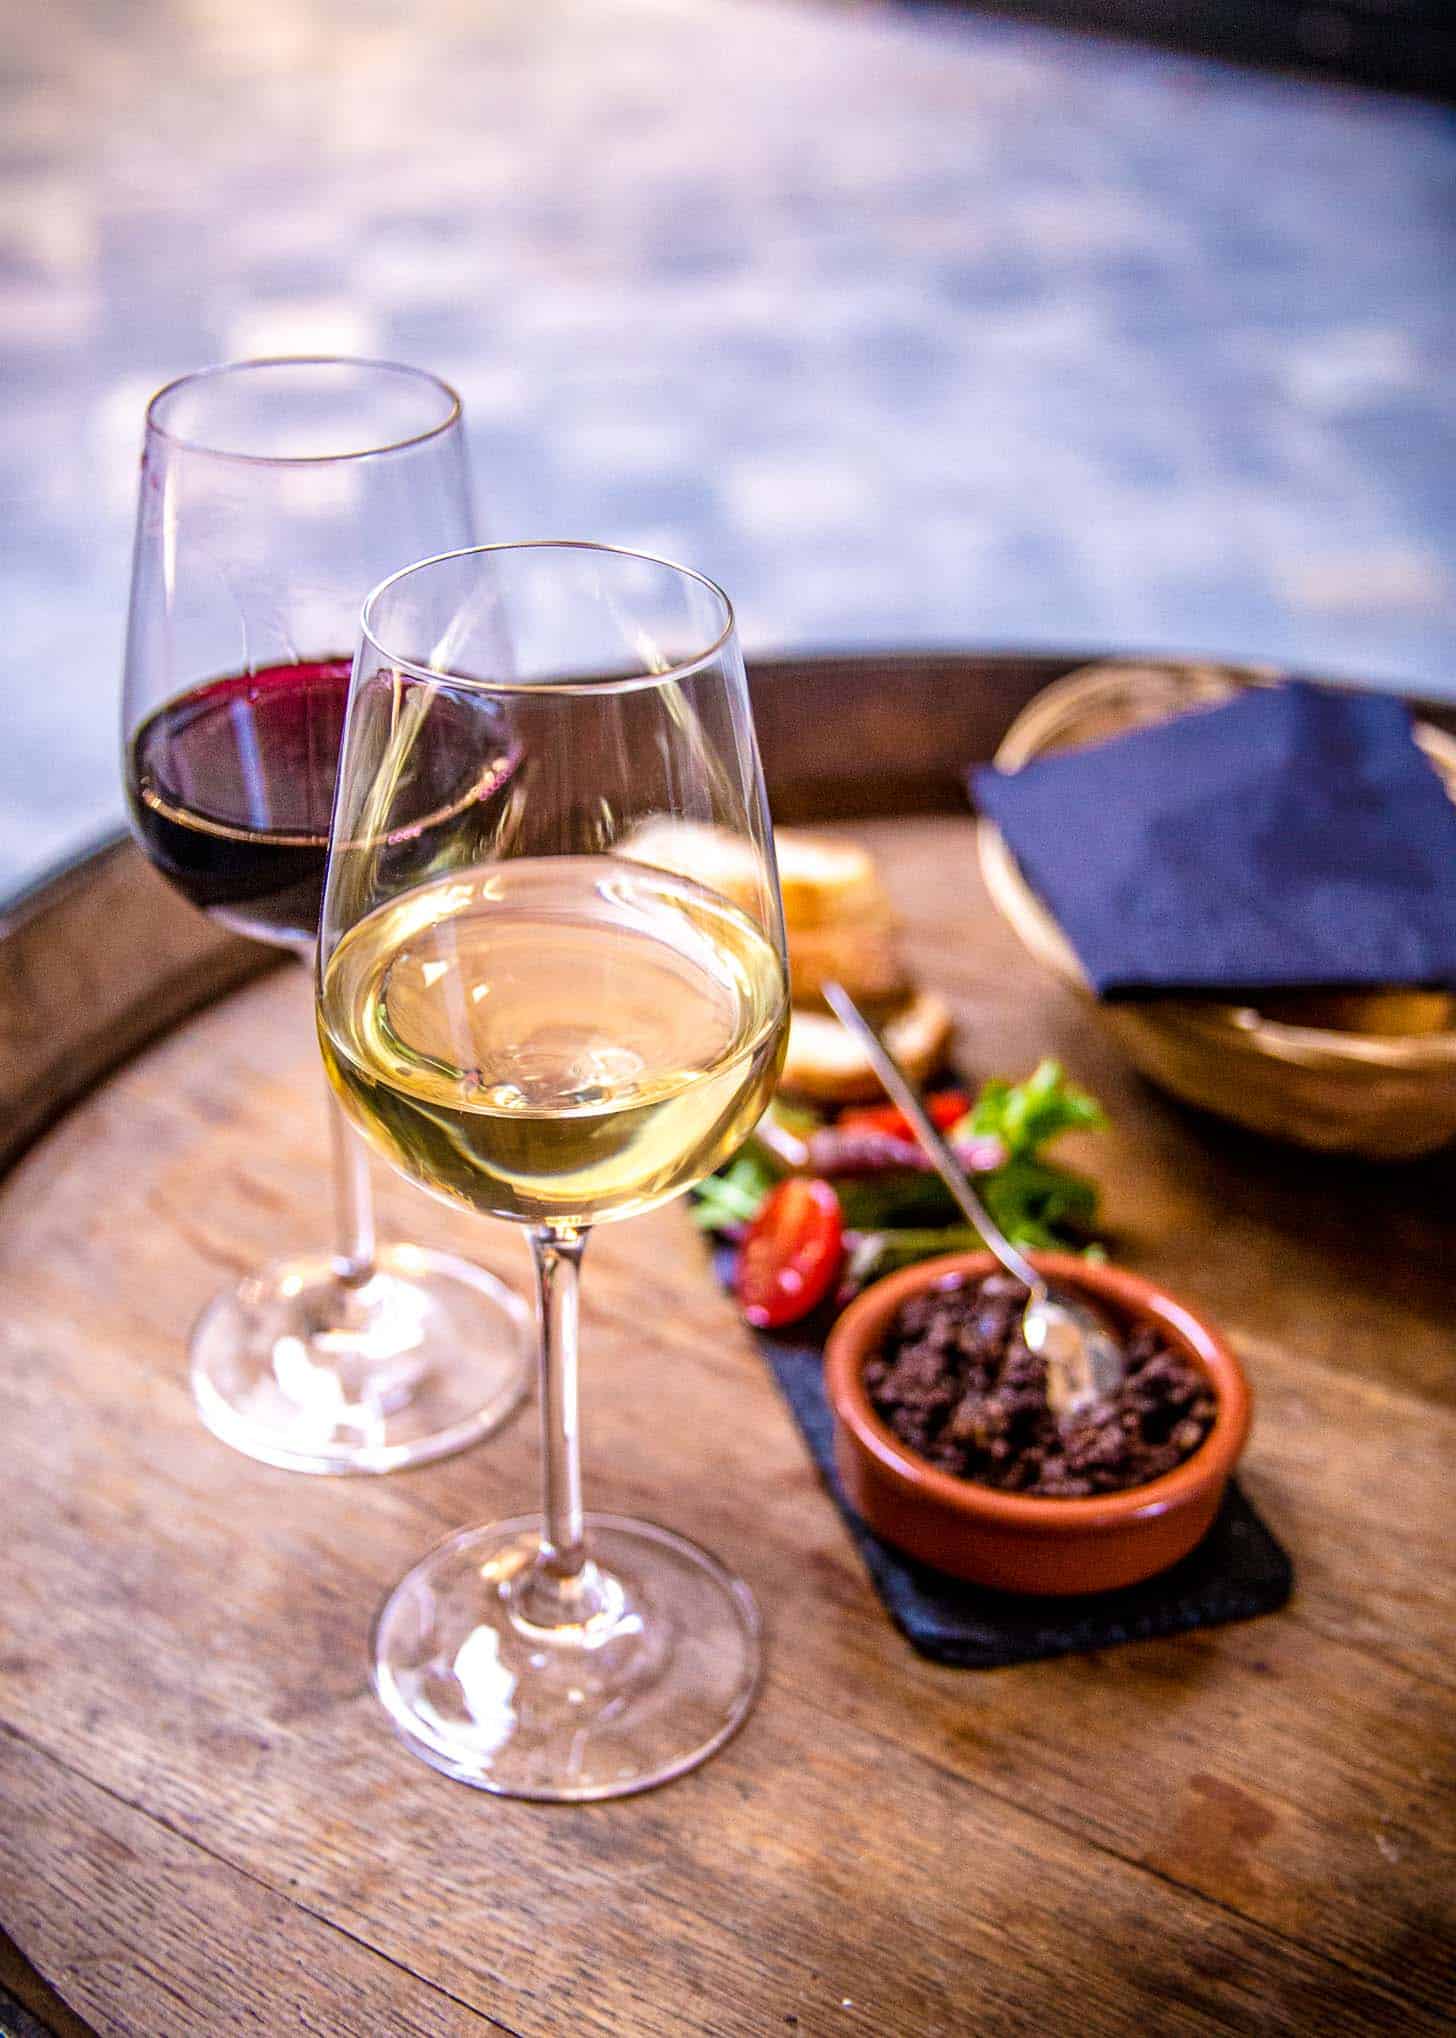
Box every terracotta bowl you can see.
[824,1251,1251,1596]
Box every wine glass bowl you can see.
[120,358,530,1475]
[140,355,466,463]
[320,854,785,1229]
[318,543,789,1798]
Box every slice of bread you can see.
[619,818,763,914]
[780,989,955,1103]
[787,915,911,1016]
[621,816,940,1089]
[621,818,908,1011]
[773,831,889,930]
[621,819,892,927]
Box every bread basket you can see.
[976,660,1456,1160]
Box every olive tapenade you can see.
[864,1272,1217,1497]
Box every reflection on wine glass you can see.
[317,543,790,1799]
[121,359,530,1475]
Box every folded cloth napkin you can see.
[972,681,1456,999]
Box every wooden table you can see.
[2,655,1453,2037]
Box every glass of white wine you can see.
[317,542,790,1800]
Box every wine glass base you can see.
[371,1513,762,1800]
[190,1242,530,1475]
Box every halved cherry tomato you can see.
[736,1178,844,1329]
[838,1090,969,1142]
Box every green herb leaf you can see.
[832,1171,965,1232]
[958,1059,1104,1159]
[690,1149,780,1231]
[980,1154,1099,1246]
[845,1226,984,1288]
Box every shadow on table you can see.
[895,0,1455,99]
[0,1929,96,2038]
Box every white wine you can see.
[320,855,788,1228]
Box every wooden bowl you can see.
[824,1252,1251,1596]
[976,660,1456,1159]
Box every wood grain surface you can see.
[1,657,1453,2036]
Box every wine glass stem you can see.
[326,1082,377,1286]
[531,1224,589,1583]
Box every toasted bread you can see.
[621,816,948,1093]
[773,830,889,930]
[619,818,763,913]
[622,818,891,922]
[780,989,954,1104]
[621,817,909,1014]
[787,915,911,1015]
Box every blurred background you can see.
[4,0,1453,893]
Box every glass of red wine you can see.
[121,357,530,1474]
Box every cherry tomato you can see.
[736,1178,844,1329]
[838,1090,969,1142]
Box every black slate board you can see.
[715,1244,1293,1668]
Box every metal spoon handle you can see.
[821,981,1044,1295]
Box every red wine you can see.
[128,658,354,946]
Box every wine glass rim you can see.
[359,541,739,695]
[144,356,464,465]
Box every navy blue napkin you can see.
[711,1246,1292,1668]
[972,682,1456,999]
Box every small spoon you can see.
[821,982,1124,1421]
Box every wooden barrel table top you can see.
[1,654,1453,2037]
